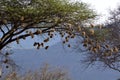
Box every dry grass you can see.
[4,64,71,80]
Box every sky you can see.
[77,0,120,24]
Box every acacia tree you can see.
[0,0,96,50]
[0,0,96,72]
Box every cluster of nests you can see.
[4,17,72,50]
[80,24,119,57]
[15,23,119,56]
[82,37,119,57]
[15,23,76,50]
[28,29,55,50]
[32,30,75,50]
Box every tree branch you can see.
[3,24,10,31]
[0,23,59,50]
[0,26,5,35]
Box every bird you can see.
[45,46,49,50]
[89,29,94,35]
[44,38,49,43]
[82,31,86,36]
[20,16,24,21]
[16,37,19,44]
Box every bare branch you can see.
[0,26,5,35]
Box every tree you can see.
[0,0,96,50]
[81,6,120,72]
[0,0,96,73]
[106,5,120,44]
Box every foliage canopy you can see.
[0,0,96,50]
